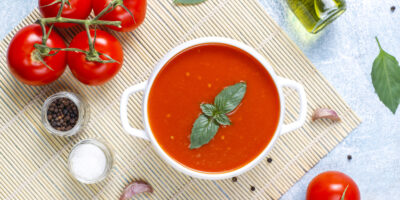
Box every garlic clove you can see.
[120,181,153,200]
[312,108,340,122]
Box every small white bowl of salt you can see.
[68,139,113,184]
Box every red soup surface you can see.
[148,43,280,173]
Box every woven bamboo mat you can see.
[0,0,361,199]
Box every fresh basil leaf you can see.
[340,185,349,200]
[190,82,247,149]
[190,114,219,149]
[174,0,206,5]
[200,104,216,117]
[371,37,400,114]
[214,82,247,114]
[215,114,231,126]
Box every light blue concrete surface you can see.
[1,1,399,199]
[259,0,400,199]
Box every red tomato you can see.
[307,171,360,200]
[7,24,67,86]
[39,0,92,28]
[67,30,123,85]
[92,0,147,32]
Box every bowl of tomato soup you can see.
[120,37,307,180]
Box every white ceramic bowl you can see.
[120,37,307,180]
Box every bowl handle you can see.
[120,81,150,140]
[277,77,307,135]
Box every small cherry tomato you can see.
[39,0,92,28]
[7,24,67,86]
[67,30,123,85]
[92,0,147,32]
[307,171,360,200]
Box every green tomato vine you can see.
[34,0,133,69]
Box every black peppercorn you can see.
[47,98,79,131]
[250,186,255,191]
[391,6,396,12]
[267,157,272,163]
[232,177,237,182]
[347,155,352,160]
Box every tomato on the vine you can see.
[92,0,147,32]
[67,30,123,85]
[39,0,92,28]
[7,24,67,86]
[307,171,360,200]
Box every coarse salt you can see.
[69,143,106,182]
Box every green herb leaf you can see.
[215,114,231,126]
[341,185,349,200]
[200,104,217,117]
[190,115,219,149]
[190,82,247,149]
[174,0,206,5]
[214,82,247,114]
[371,37,400,114]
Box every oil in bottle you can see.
[286,0,346,33]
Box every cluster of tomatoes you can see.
[7,0,146,86]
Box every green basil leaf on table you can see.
[214,82,247,114]
[190,82,247,149]
[174,0,206,5]
[215,114,231,126]
[200,104,217,117]
[190,114,219,149]
[371,37,400,114]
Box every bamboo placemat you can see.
[0,0,361,199]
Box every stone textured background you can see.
[1,0,399,199]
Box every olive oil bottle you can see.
[286,0,346,33]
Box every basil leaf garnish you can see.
[200,104,217,117]
[190,115,219,149]
[214,82,247,114]
[190,82,247,149]
[215,114,231,126]
[174,0,206,5]
[371,37,400,114]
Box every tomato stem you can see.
[93,0,119,20]
[35,0,126,64]
[119,3,136,24]
[34,43,119,64]
[39,0,62,8]
[340,185,349,200]
[84,23,95,54]
[31,49,54,71]
[56,0,66,18]
[38,17,121,27]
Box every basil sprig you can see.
[371,37,400,114]
[174,0,207,5]
[190,82,247,149]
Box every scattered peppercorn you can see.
[250,186,256,191]
[232,177,237,182]
[347,155,352,160]
[391,6,396,12]
[267,157,273,163]
[47,98,78,131]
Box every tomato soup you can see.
[148,43,280,173]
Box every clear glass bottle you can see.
[41,91,90,137]
[68,139,114,184]
[286,0,346,34]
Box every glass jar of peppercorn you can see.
[41,92,90,136]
